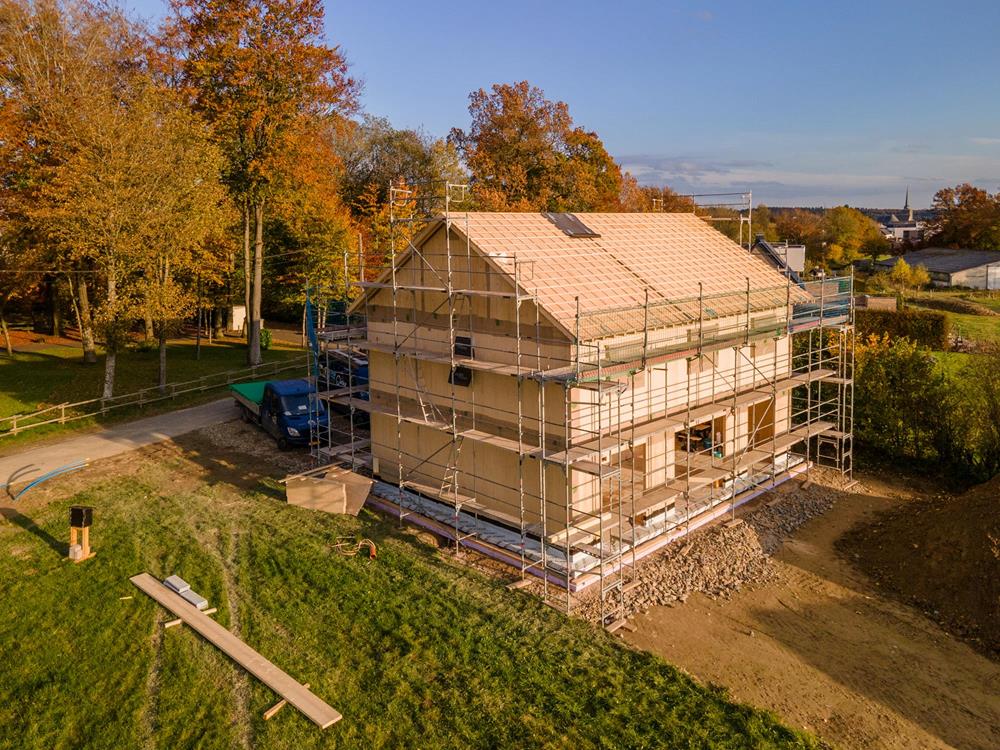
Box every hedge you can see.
[856,307,950,349]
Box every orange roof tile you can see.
[446,212,809,339]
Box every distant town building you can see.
[880,188,925,244]
[876,247,1000,289]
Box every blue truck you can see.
[230,379,329,450]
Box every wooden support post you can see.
[264,684,310,721]
[203,607,218,616]
[164,618,183,629]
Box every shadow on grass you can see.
[165,429,457,570]
[0,505,65,557]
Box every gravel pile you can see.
[747,479,842,555]
[577,470,856,624]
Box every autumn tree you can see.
[167,0,358,365]
[0,0,144,365]
[819,206,886,266]
[135,98,228,391]
[0,238,41,358]
[449,81,624,212]
[336,115,463,212]
[619,175,694,212]
[928,183,1000,250]
[335,115,463,269]
[268,116,357,318]
[773,209,823,251]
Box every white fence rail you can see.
[1,355,309,437]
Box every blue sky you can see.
[129,0,1000,207]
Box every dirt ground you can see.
[624,471,1000,750]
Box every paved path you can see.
[0,398,237,491]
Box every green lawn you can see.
[936,310,1000,343]
[0,439,818,750]
[907,296,1000,344]
[0,338,306,447]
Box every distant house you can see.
[855,295,897,311]
[880,188,925,244]
[876,247,1000,289]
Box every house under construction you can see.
[314,189,853,624]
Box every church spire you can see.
[904,186,913,221]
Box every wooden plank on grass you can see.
[130,573,341,729]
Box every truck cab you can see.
[262,380,327,449]
[233,379,329,450]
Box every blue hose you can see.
[11,460,88,501]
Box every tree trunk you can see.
[248,200,264,366]
[102,272,117,399]
[158,323,168,393]
[50,278,65,337]
[103,347,116,400]
[0,301,12,358]
[76,273,98,364]
[144,310,154,342]
[243,200,251,346]
[213,306,224,340]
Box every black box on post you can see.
[69,505,93,528]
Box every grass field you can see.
[0,433,818,750]
[905,291,1000,344]
[0,338,306,448]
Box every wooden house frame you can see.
[318,205,854,623]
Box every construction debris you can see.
[577,472,849,623]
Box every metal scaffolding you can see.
[308,182,854,628]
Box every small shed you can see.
[876,248,1000,289]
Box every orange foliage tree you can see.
[449,81,624,212]
[929,183,1000,250]
[166,0,358,364]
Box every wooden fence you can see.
[1,355,309,437]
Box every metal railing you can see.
[1,355,309,437]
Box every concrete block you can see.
[179,589,208,610]
[164,575,190,594]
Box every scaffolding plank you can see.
[732,389,774,407]
[317,326,367,341]
[130,574,341,729]
[318,439,371,456]
[571,460,621,477]
[772,368,835,392]
[329,396,450,431]
[629,485,680,518]
[457,428,536,455]
[683,402,731,424]
[316,385,367,400]
[793,420,836,438]
[400,480,532,531]
[358,340,525,376]
[546,511,619,544]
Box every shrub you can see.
[259,328,272,350]
[856,307,949,349]
[854,335,955,461]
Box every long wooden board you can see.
[130,573,341,729]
